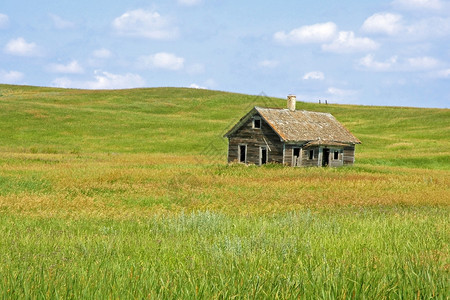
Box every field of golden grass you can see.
[0,85,448,298]
[1,152,448,219]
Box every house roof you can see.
[224,107,361,144]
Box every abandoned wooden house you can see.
[224,95,361,167]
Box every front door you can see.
[260,147,267,165]
[239,145,247,163]
[293,147,300,166]
[322,148,330,166]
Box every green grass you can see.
[1,84,448,168]
[1,209,447,299]
[0,84,449,298]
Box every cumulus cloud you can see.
[359,54,398,71]
[430,68,450,78]
[0,70,24,83]
[258,60,279,68]
[178,0,202,6]
[392,0,444,10]
[327,87,358,97]
[359,54,440,71]
[49,14,75,29]
[303,71,325,80]
[362,12,450,39]
[112,9,178,40]
[406,56,440,69]
[274,22,337,44]
[322,31,379,53]
[92,48,112,59]
[4,37,40,56]
[52,71,145,89]
[138,52,184,70]
[406,17,450,38]
[0,13,9,29]
[47,60,84,74]
[362,13,403,35]
[189,83,207,89]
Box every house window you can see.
[334,151,339,160]
[253,118,261,129]
[309,150,314,160]
[239,145,247,163]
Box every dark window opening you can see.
[253,119,261,129]
[334,151,339,160]
[239,145,246,163]
[309,150,314,160]
[293,148,300,158]
[260,147,267,165]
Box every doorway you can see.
[293,147,300,166]
[322,148,330,166]
[239,145,246,163]
[260,147,267,165]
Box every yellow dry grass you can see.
[0,152,448,219]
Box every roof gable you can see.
[224,106,361,144]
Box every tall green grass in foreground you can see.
[0,85,449,298]
[0,208,447,299]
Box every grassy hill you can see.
[0,84,448,298]
[0,84,449,169]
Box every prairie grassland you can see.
[0,85,449,298]
[0,208,448,299]
[0,152,448,218]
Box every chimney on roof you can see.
[287,94,296,111]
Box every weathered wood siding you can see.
[227,114,283,164]
[285,144,308,166]
[284,144,294,166]
[343,145,356,165]
[329,148,344,167]
[301,147,320,167]
[283,146,347,167]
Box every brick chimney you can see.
[287,94,296,111]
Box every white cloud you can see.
[362,13,450,40]
[189,83,207,89]
[322,31,379,53]
[0,70,24,83]
[392,0,444,10]
[406,17,450,38]
[178,0,202,6]
[0,13,9,29]
[359,54,398,71]
[274,22,337,44]
[406,56,440,69]
[327,87,358,97]
[303,71,325,80]
[52,71,145,89]
[4,37,40,56]
[359,54,440,71]
[49,14,75,29]
[112,9,178,40]
[47,60,84,74]
[138,52,184,70]
[362,13,403,35]
[258,59,279,68]
[430,69,450,78]
[92,48,112,59]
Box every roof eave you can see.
[223,107,258,138]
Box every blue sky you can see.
[1,0,449,108]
